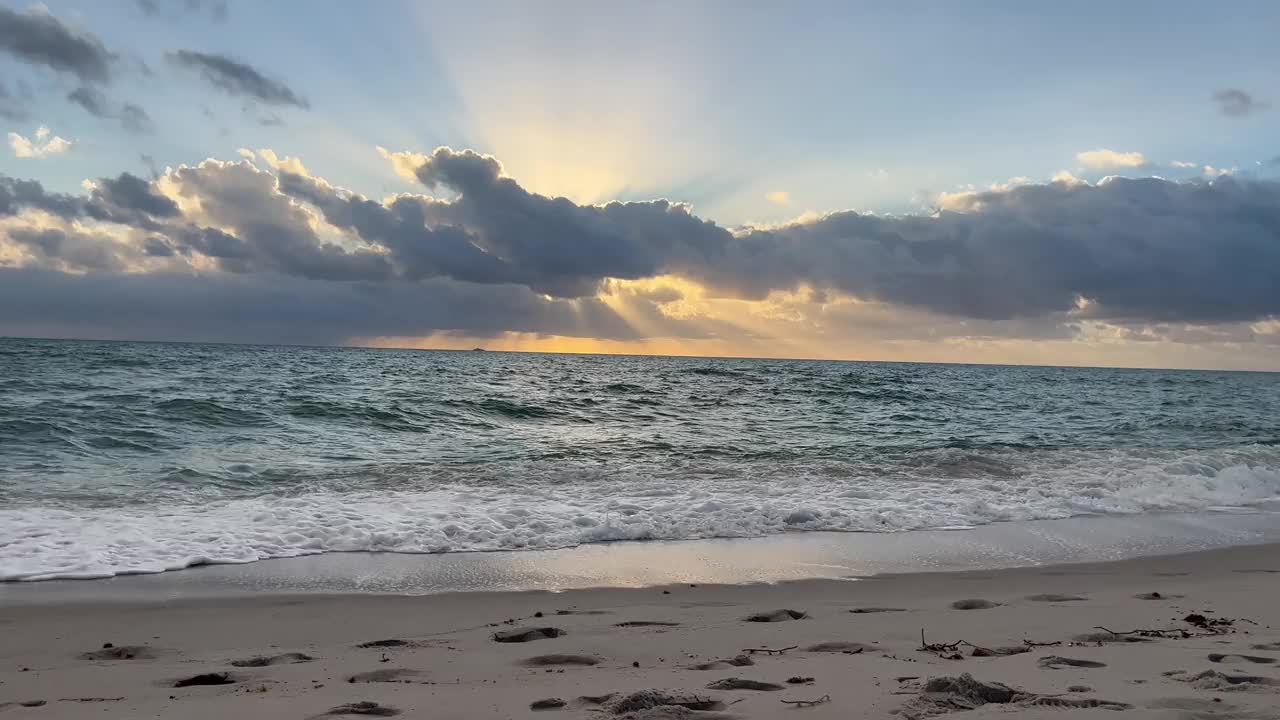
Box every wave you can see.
[153,398,274,427]
[4,448,1279,581]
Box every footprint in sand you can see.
[1180,670,1280,690]
[689,655,754,670]
[743,609,807,622]
[1025,594,1087,602]
[804,641,877,653]
[1039,656,1107,669]
[520,654,601,667]
[493,627,566,643]
[595,691,728,714]
[1134,592,1184,600]
[530,698,567,710]
[1208,653,1277,665]
[1251,643,1280,651]
[950,599,999,610]
[0,701,46,710]
[81,645,157,661]
[849,607,907,614]
[615,621,680,628]
[356,639,414,649]
[173,672,238,688]
[320,701,401,717]
[706,678,784,691]
[347,669,421,684]
[230,652,313,667]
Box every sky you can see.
[2,0,1279,369]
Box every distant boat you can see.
[471,347,486,352]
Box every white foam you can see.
[3,447,1280,581]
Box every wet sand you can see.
[2,542,1280,719]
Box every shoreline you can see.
[2,540,1279,718]
[4,507,1279,603]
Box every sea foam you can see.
[3,449,1278,581]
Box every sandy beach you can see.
[3,541,1279,719]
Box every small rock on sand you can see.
[173,672,236,688]
[743,609,807,622]
[950,599,999,610]
[705,678,784,691]
[530,698,567,710]
[493,627,566,643]
[231,652,313,667]
[324,701,401,717]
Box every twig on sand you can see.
[1022,638,1062,648]
[742,645,798,655]
[1093,625,1187,639]
[781,694,831,707]
[918,629,967,659]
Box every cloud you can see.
[764,191,791,205]
[0,175,83,217]
[66,87,155,133]
[1170,160,1198,168]
[0,268,638,346]
[8,126,73,158]
[1076,149,1147,169]
[4,148,1280,350]
[1212,88,1267,117]
[137,0,228,22]
[377,146,428,180]
[166,50,309,108]
[0,6,114,84]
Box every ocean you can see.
[2,337,1279,583]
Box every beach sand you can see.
[2,542,1279,719]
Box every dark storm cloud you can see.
[383,147,730,297]
[67,87,156,134]
[82,173,181,230]
[381,148,1280,324]
[5,149,1280,347]
[1212,88,1267,117]
[163,161,391,280]
[0,6,114,84]
[0,268,640,346]
[167,50,308,108]
[0,176,83,218]
[66,86,110,115]
[6,228,128,271]
[698,177,1280,324]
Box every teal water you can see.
[2,337,1279,581]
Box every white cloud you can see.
[7,126,73,158]
[764,190,791,205]
[1202,165,1234,178]
[236,148,256,160]
[255,148,309,176]
[377,145,429,181]
[1076,148,1147,169]
[1170,160,1198,168]
[1051,169,1086,185]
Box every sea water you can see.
[2,337,1278,581]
